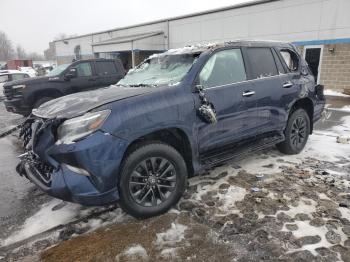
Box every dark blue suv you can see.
[17,41,325,218]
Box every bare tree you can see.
[0,31,14,60]
[16,44,27,59]
[0,31,45,62]
[27,52,44,61]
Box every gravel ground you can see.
[0,97,349,262]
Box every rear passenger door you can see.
[243,47,298,135]
[196,48,258,153]
[94,60,124,87]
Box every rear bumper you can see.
[4,97,31,115]
[19,129,129,206]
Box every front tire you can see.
[277,109,310,155]
[118,142,187,218]
[34,97,53,109]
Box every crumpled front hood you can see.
[33,85,155,119]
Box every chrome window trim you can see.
[204,73,286,91]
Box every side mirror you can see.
[64,68,77,80]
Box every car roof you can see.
[0,70,27,75]
[72,58,118,63]
[152,40,294,57]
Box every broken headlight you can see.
[57,110,110,144]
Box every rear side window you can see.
[75,62,92,77]
[199,49,246,88]
[95,61,118,76]
[280,50,299,71]
[246,48,278,79]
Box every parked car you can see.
[18,66,37,77]
[4,58,125,116]
[16,41,325,218]
[0,70,30,99]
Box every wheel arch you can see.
[28,88,63,107]
[288,97,314,133]
[122,127,194,177]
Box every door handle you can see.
[242,91,255,97]
[283,81,293,88]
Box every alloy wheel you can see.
[128,157,177,207]
[290,116,307,148]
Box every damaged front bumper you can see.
[17,118,129,206]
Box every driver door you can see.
[195,48,258,153]
[69,61,98,93]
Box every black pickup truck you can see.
[3,58,125,116]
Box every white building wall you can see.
[168,0,350,48]
[53,0,350,58]
[55,35,93,57]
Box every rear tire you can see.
[277,109,310,155]
[118,142,187,218]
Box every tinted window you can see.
[280,50,299,71]
[199,49,246,88]
[75,62,92,77]
[12,74,28,80]
[96,61,117,76]
[247,48,278,79]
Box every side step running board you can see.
[200,135,285,167]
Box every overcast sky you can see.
[0,0,252,54]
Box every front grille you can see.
[19,119,54,187]
[19,120,33,148]
[23,153,54,187]
[4,85,14,99]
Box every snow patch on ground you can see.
[116,244,149,261]
[284,220,348,256]
[328,105,350,113]
[277,198,317,219]
[80,207,129,233]
[155,223,187,248]
[324,89,350,97]
[318,193,332,201]
[1,200,82,246]
[124,244,147,256]
[284,221,332,256]
[239,155,285,175]
[342,105,350,111]
[331,115,350,137]
[1,199,128,247]
[338,206,350,221]
[217,186,247,213]
[160,247,178,259]
[302,134,350,161]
